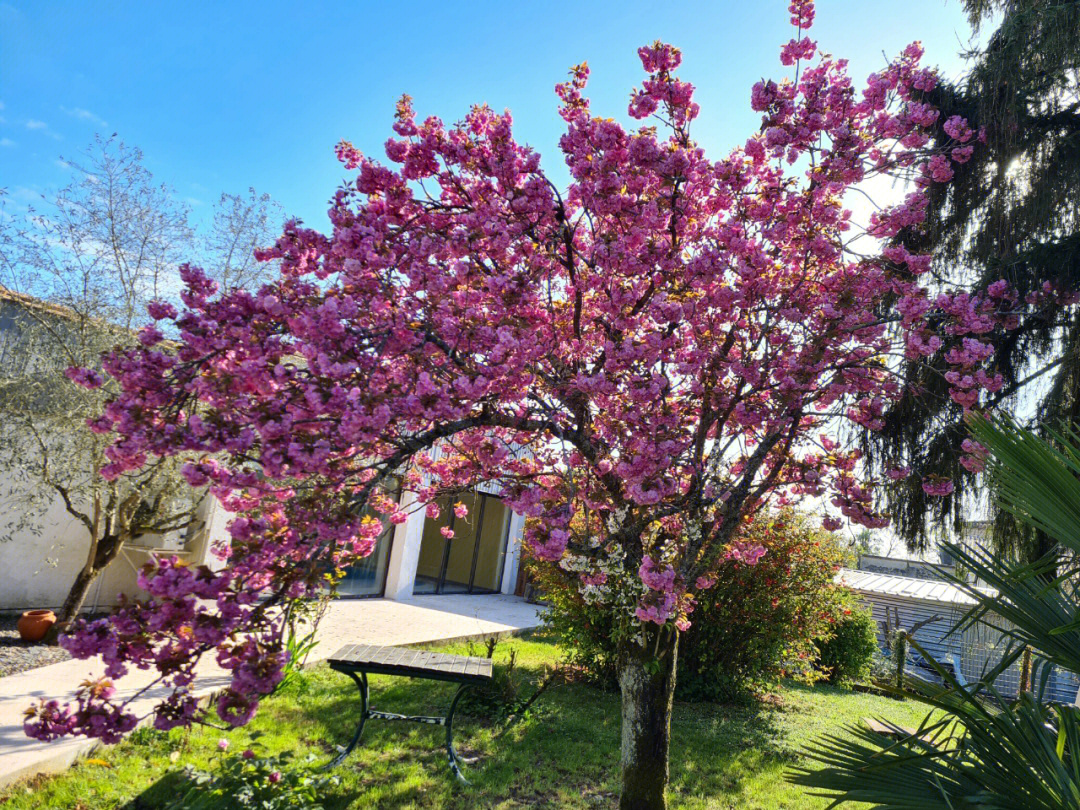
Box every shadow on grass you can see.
[112,657,797,810]
[114,770,187,810]
[668,694,790,799]
[277,665,792,806]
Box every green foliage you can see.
[891,632,908,691]
[678,513,848,701]
[814,599,878,687]
[532,511,849,701]
[795,416,1080,807]
[526,554,621,689]
[275,597,327,695]
[871,0,1080,557]
[167,740,337,810]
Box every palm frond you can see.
[966,414,1080,556]
[794,416,1080,807]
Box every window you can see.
[413,492,510,595]
[337,482,399,598]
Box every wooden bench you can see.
[326,643,493,783]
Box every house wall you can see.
[1,459,526,611]
[0,293,233,613]
[0,489,230,613]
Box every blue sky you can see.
[1,0,980,232]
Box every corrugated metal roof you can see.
[837,568,996,606]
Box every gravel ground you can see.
[0,614,71,678]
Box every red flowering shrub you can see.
[533,510,850,701]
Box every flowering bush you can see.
[166,741,337,810]
[814,597,878,686]
[526,543,623,689]
[533,511,850,701]
[678,513,849,701]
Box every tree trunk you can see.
[617,628,678,810]
[48,532,126,642]
[57,567,98,626]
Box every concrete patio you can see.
[0,594,543,790]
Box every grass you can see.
[0,633,932,809]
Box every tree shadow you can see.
[111,667,804,809]
[288,670,795,804]
[667,693,790,799]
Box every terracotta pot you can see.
[16,609,56,643]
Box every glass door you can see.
[413,492,511,595]
[337,482,399,598]
[337,523,394,597]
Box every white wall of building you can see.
[0,490,230,613]
[0,478,525,611]
[383,491,425,600]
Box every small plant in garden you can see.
[167,737,337,810]
[463,636,563,724]
[275,595,327,695]
[891,630,909,690]
[815,599,878,686]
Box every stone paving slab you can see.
[0,594,542,790]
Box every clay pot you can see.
[16,609,56,643]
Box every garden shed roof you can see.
[837,568,996,606]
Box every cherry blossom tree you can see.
[23,4,1074,808]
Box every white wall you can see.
[383,491,425,600]
[0,489,230,613]
[501,510,526,596]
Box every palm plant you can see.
[791,415,1080,808]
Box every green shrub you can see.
[529,510,849,702]
[526,557,620,689]
[814,598,878,686]
[166,738,337,810]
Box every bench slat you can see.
[328,643,493,684]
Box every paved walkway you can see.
[0,594,542,789]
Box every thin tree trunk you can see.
[60,495,102,626]
[57,567,98,626]
[617,628,678,810]
[49,530,126,641]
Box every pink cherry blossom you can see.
[922,476,956,497]
[64,367,104,389]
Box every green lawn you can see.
[1,634,930,809]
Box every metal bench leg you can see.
[445,682,472,785]
[328,670,369,768]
